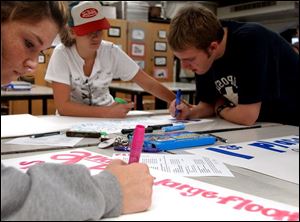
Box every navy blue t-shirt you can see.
[195,20,299,126]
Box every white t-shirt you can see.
[45,40,139,106]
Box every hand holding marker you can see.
[175,89,182,116]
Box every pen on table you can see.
[114,97,128,104]
[66,130,106,138]
[128,125,145,164]
[121,126,153,134]
[162,123,185,132]
[175,89,182,116]
[148,123,173,130]
[121,123,174,134]
[30,131,61,138]
[209,134,228,143]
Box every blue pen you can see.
[175,89,182,116]
[162,123,185,132]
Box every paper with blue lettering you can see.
[186,135,299,184]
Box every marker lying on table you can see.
[148,123,173,130]
[121,127,153,134]
[30,131,61,138]
[162,123,185,132]
[66,130,107,138]
[121,123,174,134]
[128,125,145,163]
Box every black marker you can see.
[122,124,173,134]
[66,131,102,138]
[148,123,173,130]
[121,127,153,134]
[31,131,61,138]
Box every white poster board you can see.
[2,149,298,221]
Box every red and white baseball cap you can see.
[69,1,110,36]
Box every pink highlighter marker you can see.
[128,125,145,164]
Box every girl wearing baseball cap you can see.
[45,1,176,118]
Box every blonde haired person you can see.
[1,2,153,220]
[168,5,299,126]
[45,1,175,118]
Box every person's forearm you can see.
[147,84,176,103]
[133,70,176,103]
[219,105,259,126]
[187,102,215,119]
[56,101,112,118]
[1,163,122,220]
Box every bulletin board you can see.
[127,21,152,74]
[127,21,174,82]
[102,19,128,52]
[150,22,174,82]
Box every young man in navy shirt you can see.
[167,5,299,126]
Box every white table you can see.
[1,85,53,115]
[2,124,298,208]
[1,110,299,209]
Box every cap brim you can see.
[72,18,110,36]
